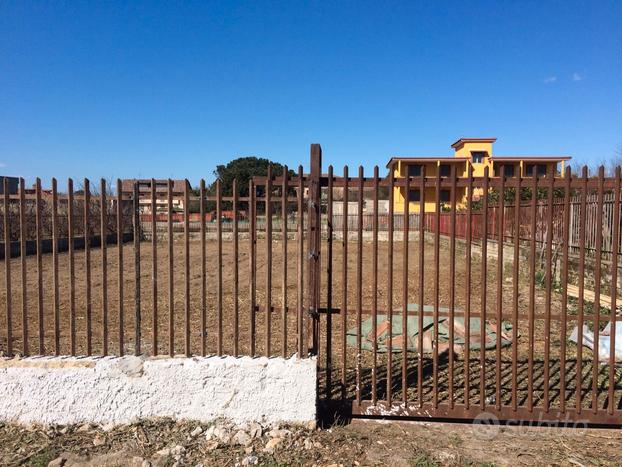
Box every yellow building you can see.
[388,137,570,213]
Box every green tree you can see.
[193,157,295,213]
[211,157,294,197]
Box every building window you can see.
[439,190,450,203]
[495,164,515,177]
[408,189,421,202]
[526,164,548,176]
[439,164,451,177]
[471,151,486,164]
[407,164,422,177]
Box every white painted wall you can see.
[0,355,316,426]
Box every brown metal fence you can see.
[0,173,311,358]
[1,146,622,426]
[314,161,622,425]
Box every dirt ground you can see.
[1,235,620,411]
[1,418,621,466]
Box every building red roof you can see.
[386,156,470,168]
[491,155,571,162]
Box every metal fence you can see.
[315,161,621,425]
[1,147,622,426]
[0,171,311,359]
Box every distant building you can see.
[121,179,187,213]
[332,199,390,215]
[388,137,571,213]
[0,176,19,195]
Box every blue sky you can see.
[1,0,621,187]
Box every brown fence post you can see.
[133,181,141,356]
[306,144,322,355]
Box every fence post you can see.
[133,181,141,356]
[306,144,322,355]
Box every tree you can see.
[193,157,295,213]
[210,157,294,197]
[604,143,622,176]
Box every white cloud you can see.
[572,72,583,81]
[543,76,557,84]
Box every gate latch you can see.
[308,307,319,319]
[308,251,319,261]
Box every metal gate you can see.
[297,145,622,425]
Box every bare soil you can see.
[1,235,620,412]
[1,418,621,466]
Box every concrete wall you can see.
[0,232,134,260]
[0,355,316,426]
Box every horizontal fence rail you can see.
[1,151,622,426]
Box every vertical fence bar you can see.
[307,146,322,355]
[216,179,223,356]
[560,166,571,413]
[543,167,555,411]
[371,166,379,404]
[265,166,272,357]
[151,179,158,356]
[495,172,504,410]
[480,167,489,410]
[200,179,207,356]
[168,179,174,356]
[433,168,441,408]
[184,180,191,357]
[84,179,92,356]
[356,165,364,405]
[52,178,60,355]
[386,167,395,403]
[418,166,426,407]
[296,167,303,356]
[448,164,457,408]
[341,166,348,398]
[281,169,288,358]
[233,179,240,357]
[117,179,124,356]
[511,171,521,411]
[250,179,257,356]
[402,172,409,405]
[133,182,141,356]
[575,167,588,414]
[527,171,537,411]
[3,178,12,356]
[35,178,43,354]
[592,166,605,414]
[20,178,28,356]
[325,165,333,397]
[608,166,620,415]
[100,179,108,356]
[464,165,473,408]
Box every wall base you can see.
[0,355,316,426]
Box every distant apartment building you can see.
[121,179,187,213]
[388,137,571,213]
